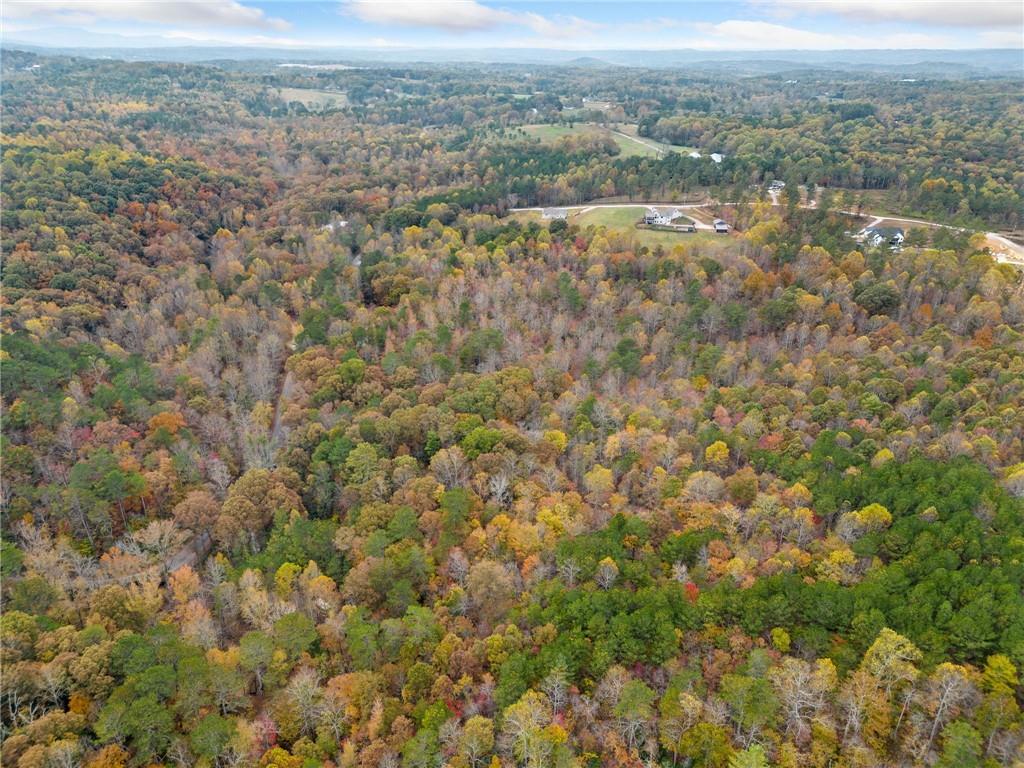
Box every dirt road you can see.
[610,130,666,156]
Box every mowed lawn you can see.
[521,123,666,158]
[574,207,697,228]
[571,206,722,249]
[573,206,646,228]
[506,205,727,250]
[611,123,696,155]
[634,229,724,249]
[521,124,603,141]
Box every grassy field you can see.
[562,101,614,114]
[571,206,720,249]
[277,87,349,111]
[507,204,733,249]
[872,217,942,230]
[634,229,724,249]
[521,124,603,141]
[573,207,645,228]
[505,204,730,250]
[574,207,696,227]
[520,123,689,159]
[611,123,696,155]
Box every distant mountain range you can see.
[3,32,1022,76]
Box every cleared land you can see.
[573,207,722,249]
[633,229,724,249]
[517,205,725,249]
[516,201,1022,266]
[521,124,603,141]
[817,188,965,225]
[573,206,647,229]
[611,123,696,154]
[871,217,942,230]
[986,234,1024,264]
[277,87,349,110]
[520,123,692,158]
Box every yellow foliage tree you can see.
[704,440,730,469]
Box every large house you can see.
[860,226,905,249]
[542,208,569,220]
[643,207,682,226]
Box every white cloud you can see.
[343,0,596,37]
[345,0,512,32]
[3,0,290,30]
[517,11,601,38]
[690,20,954,49]
[766,1,1022,28]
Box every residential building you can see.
[860,226,905,248]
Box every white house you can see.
[860,226,904,249]
[643,207,681,226]
[713,219,729,233]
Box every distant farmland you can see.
[277,87,349,111]
[519,123,688,158]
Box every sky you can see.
[3,0,1023,51]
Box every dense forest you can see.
[1,49,1023,768]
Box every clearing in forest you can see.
[520,123,691,158]
[276,87,349,110]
